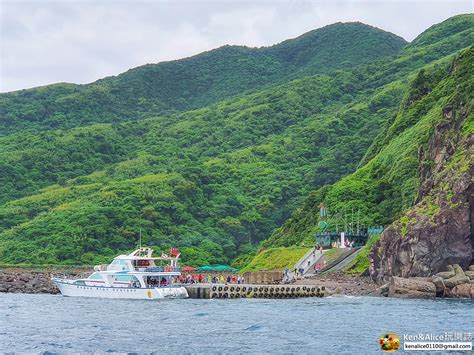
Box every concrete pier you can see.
[184,284,325,299]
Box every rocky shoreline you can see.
[295,264,474,299]
[0,268,90,294]
[296,272,379,296]
[1,266,473,299]
[382,264,474,299]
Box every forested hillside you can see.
[264,46,473,249]
[0,22,406,135]
[0,14,472,267]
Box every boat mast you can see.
[139,228,142,249]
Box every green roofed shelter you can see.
[197,265,239,272]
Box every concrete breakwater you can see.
[0,269,326,299]
[185,284,326,299]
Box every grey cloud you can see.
[0,0,472,92]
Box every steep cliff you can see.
[257,44,472,277]
[369,51,473,281]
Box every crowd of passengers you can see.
[145,274,245,286]
[179,274,245,284]
[146,277,170,286]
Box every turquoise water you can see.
[0,293,472,353]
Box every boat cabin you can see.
[80,247,182,289]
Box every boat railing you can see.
[139,267,181,272]
[52,271,90,280]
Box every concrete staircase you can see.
[286,247,326,280]
[286,246,363,281]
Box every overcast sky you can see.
[0,0,472,92]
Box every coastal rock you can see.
[430,276,445,293]
[435,270,455,279]
[465,271,474,279]
[377,283,390,296]
[452,264,465,275]
[444,264,470,288]
[469,265,474,271]
[444,275,470,288]
[370,104,473,282]
[445,283,474,298]
[388,276,436,299]
[0,269,84,294]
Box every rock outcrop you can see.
[386,264,474,299]
[370,101,473,281]
[0,268,90,294]
[0,269,59,293]
[388,276,436,299]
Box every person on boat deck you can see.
[198,273,203,283]
[160,277,167,286]
[219,275,225,283]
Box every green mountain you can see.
[0,22,406,135]
[259,16,473,273]
[264,47,472,246]
[0,15,472,267]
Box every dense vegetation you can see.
[0,70,399,265]
[0,14,472,267]
[239,247,310,273]
[0,23,406,136]
[263,46,473,252]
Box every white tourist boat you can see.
[52,247,188,299]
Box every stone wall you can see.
[243,271,282,284]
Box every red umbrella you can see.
[181,266,197,272]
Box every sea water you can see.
[0,293,472,353]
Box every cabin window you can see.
[89,272,103,280]
[111,259,128,266]
[115,275,131,282]
[136,260,150,267]
[114,275,140,285]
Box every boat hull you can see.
[53,279,188,299]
